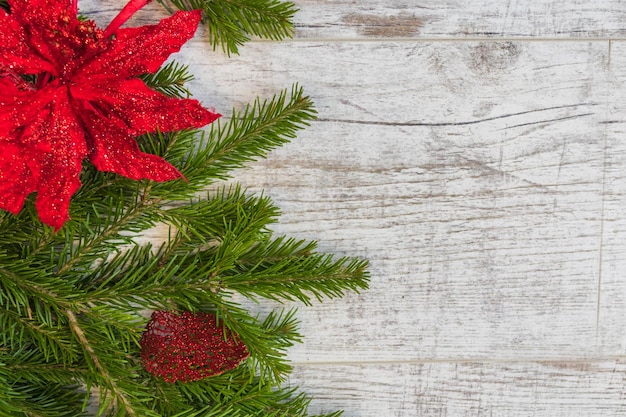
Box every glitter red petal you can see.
[82,109,183,181]
[0,8,54,74]
[71,78,218,137]
[140,311,249,383]
[0,0,220,229]
[29,97,86,229]
[0,143,37,215]
[77,10,203,79]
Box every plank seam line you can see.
[252,37,626,43]
[291,357,626,367]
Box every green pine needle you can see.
[157,0,298,55]
[141,61,194,99]
[145,84,317,200]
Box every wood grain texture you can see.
[79,0,626,415]
[79,0,626,40]
[288,360,626,417]
[185,40,615,363]
[292,0,626,39]
[597,41,626,357]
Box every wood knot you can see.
[468,42,522,75]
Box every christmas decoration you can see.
[141,311,249,383]
[0,0,219,230]
[0,0,368,416]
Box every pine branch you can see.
[0,308,77,364]
[0,80,364,416]
[162,185,279,247]
[223,236,370,305]
[141,61,194,99]
[173,366,318,416]
[147,84,317,201]
[0,261,79,314]
[157,0,298,55]
[2,383,86,417]
[55,190,166,279]
[67,310,135,417]
[67,310,159,417]
[209,303,301,382]
[0,349,87,416]
[200,84,316,178]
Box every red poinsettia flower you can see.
[0,0,220,230]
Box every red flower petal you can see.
[140,311,249,383]
[25,96,86,230]
[71,78,219,135]
[0,9,54,74]
[7,0,82,73]
[0,81,84,229]
[0,143,37,215]
[0,80,57,133]
[82,109,182,181]
[77,10,202,80]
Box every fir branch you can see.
[0,78,364,416]
[6,362,86,387]
[224,238,370,305]
[0,351,87,416]
[199,84,316,179]
[144,376,200,416]
[66,310,132,416]
[0,261,79,313]
[56,194,164,278]
[140,61,194,99]
[157,0,297,55]
[174,366,317,416]
[0,207,46,251]
[162,186,279,256]
[148,85,316,200]
[0,309,76,364]
[205,298,297,383]
[4,383,86,417]
[245,308,302,380]
[66,310,157,417]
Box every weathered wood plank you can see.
[597,41,626,356]
[79,0,626,40]
[288,360,626,417]
[291,1,626,40]
[76,2,626,415]
[178,40,617,362]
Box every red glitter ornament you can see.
[0,0,220,230]
[140,311,249,383]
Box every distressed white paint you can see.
[288,360,626,417]
[82,0,626,40]
[81,0,626,415]
[291,0,626,39]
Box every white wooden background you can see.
[85,1,626,416]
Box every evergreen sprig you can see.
[144,83,317,201]
[157,0,298,55]
[0,83,368,415]
[140,61,194,98]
